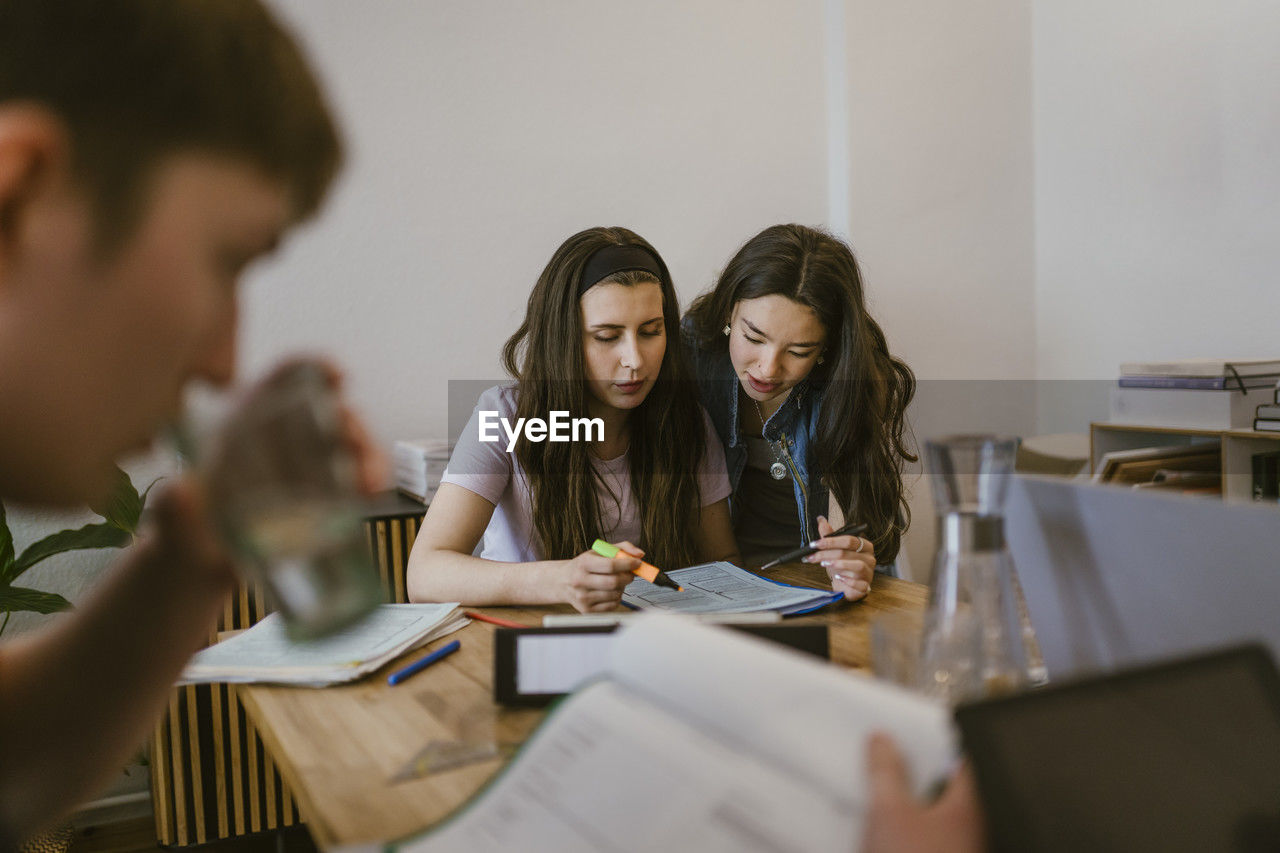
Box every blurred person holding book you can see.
[862,734,986,853]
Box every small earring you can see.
[722,325,731,336]
[817,355,825,365]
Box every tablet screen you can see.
[956,645,1280,853]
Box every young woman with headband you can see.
[408,227,738,612]
[683,224,916,599]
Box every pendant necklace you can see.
[752,398,789,481]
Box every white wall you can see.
[840,0,1036,575]
[844,0,1036,384]
[1035,0,1280,382]
[256,0,831,444]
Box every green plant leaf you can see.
[0,584,73,615]
[11,522,131,578]
[91,465,144,533]
[139,476,163,509]
[0,502,13,575]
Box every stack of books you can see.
[393,438,452,504]
[1111,358,1280,429]
[1254,390,1280,432]
[1092,443,1222,496]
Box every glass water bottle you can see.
[918,435,1030,704]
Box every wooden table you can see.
[237,565,927,849]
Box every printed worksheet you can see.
[622,562,840,614]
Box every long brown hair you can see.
[686,224,916,562]
[502,227,705,568]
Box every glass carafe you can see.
[918,435,1029,704]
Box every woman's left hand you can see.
[804,515,875,601]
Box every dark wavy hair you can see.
[502,227,706,569]
[686,224,916,562]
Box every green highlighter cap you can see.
[591,539,620,558]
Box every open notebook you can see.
[179,603,467,687]
[397,615,953,852]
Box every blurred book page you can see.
[398,617,952,852]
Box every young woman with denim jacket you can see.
[683,224,916,600]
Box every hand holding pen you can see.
[759,518,875,602]
[558,542,644,614]
[591,540,682,591]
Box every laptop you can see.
[1005,474,1280,681]
[956,644,1280,853]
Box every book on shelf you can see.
[1119,374,1280,390]
[1256,403,1280,419]
[1254,419,1280,433]
[1093,444,1220,487]
[1109,383,1273,430]
[1131,470,1221,496]
[1119,358,1280,379]
[396,615,953,851]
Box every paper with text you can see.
[623,561,841,614]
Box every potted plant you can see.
[0,467,153,636]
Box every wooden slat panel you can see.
[151,579,286,848]
[166,691,188,846]
[228,686,246,837]
[246,711,262,833]
[210,684,229,839]
[150,707,175,845]
[183,686,206,843]
[374,520,390,599]
[389,520,405,604]
[405,516,419,549]
[263,748,278,831]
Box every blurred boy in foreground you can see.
[0,1,382,843]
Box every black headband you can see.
[577,245,665,297]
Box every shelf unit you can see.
[1090,422,1280,504]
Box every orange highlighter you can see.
[591,539,683,591]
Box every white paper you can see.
[180,603,465,686]
[611,615,955,800]
[622,561,838,614]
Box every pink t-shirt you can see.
[441,384,731,563]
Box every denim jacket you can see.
[681,326,828,546]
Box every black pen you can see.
[757,521,870,571]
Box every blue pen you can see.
[387,639,461,686]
